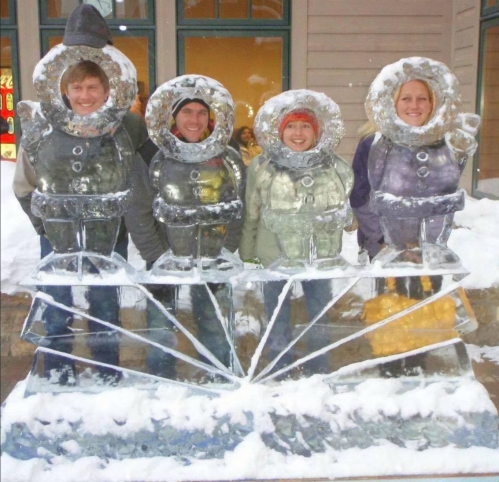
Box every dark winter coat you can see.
[349,135,384,258]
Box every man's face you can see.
[175,102,210,143]
[66,76,109,116]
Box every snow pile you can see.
[450,195,499,289]
[1,376,499,482]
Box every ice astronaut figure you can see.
[145,75,244,275]
[252,89,354,270]
[365,57,480,268]
[17,44,137,274]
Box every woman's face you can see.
[240,128,252,143]
[395,80,433,127]
[281,120,316,152]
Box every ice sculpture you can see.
[252,89,354,270]
[145,74,244,276]
[365,56,480,268]
[17,43,137,278]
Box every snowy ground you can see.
[1,160,499,481]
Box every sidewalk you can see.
[1,289,498,408]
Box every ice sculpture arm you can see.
[12,146,45,235]
[445,113,481,174]
[16,101,50,159]
[367,134,392,191]
[239,155,262,261]
[222,147,246,254]
[333,154,355,197]
[124,152,169,263]
[223,146,247,199]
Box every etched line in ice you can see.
[253,276,361,383]
[247,279,294,381]
[33,292,237,382]
[137,285,237,378]
[202,282,245,377]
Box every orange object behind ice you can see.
[362,277,458,356]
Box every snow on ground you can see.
[467,344,499,365]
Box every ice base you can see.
[268,254,350,273]
[374,244,462,270]
[2,372,497,465]
[20,251,136,286]
[6,256,497,470]
[145,248,243,282]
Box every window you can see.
[473,5,499,199]
[39,0,156,113]
[177,0,290,129]
[179,0,288,25]
[1,0,20,161]
[41,0,154,25]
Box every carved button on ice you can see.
[305,193,315,205]
[417,166,429,178]
[416,152,429,163]
[190,170,200,181]
[302,176,314,188]
[416,180,427,191]
[72,161,82,173]
[73,146,83,156]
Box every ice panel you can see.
[24,348,223,395]
[20,289,239,388]
[21,252,136,286]
[325,339,474,384]
[253,274,474,383]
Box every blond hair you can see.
[359,79,435,139]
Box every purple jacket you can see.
[349,135,375,209]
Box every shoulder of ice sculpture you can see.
[33,44,137,137]
[332,153,355,195]
[365,57,464,147]
[253,89,345,170]
[145,74,235,163]
[17,101,51,153]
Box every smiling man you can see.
[63,61,109,116]
[170,98,212,143]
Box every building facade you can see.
[1,0,497,198]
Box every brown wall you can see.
[476,25,499,187]
[304,0,454,163]
[451,0,481,192]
